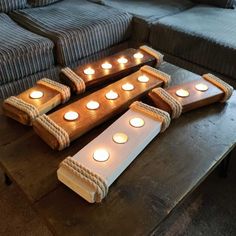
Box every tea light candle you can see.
[86,101,100,110]
[176,89,190,98]
[117,57,128,64]
[195,83,209,92]
[105,90,118,100]
[133,52,144,59]
[64,111,79,121]
[138,75,149,83]
[29,91,44,99]
[122,83,134,91]
[84,67,95,75]
[129,117,145,128]
[112,132,128,144]
[101,62,112,70]
[93,149,110,162]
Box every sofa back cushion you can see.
[0,0,26,12]
[192,0,235,8]
[27,0,61,7]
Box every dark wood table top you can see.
[0,62,235,236]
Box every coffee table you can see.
[0,62,235,235]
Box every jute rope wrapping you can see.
[130,101,171,132]
[140,65,171,88]
[4,96,39,122]
[202,74,233,102]
[152,88,183,119]
[37,78,71,103]
[140,45,164,67]
[61,67,86,94]
[61,156,108,203]
[36,114,70,150]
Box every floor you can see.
[0,149,235,236]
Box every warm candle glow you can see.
[176,89,190,98]
[195,83,209,92]
[112,132,128,144]
[117,57,128,64]
[84,67,95,75]
[86,101,100,110]
[129,117,145,128]
[133,52,144,59]
[138,75,149,83]
[105,90,119,100]
[29,91,44,99]
[122,83,134,91]
[93,149,110,162]
[101,62,112,70]
[64,111,79,121]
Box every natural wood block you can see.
[33,66,168,150]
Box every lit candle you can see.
[101,62,112,70]
[138,75,149,83]
[29,91,44,99]
[176,89,190,98]
[93,149,110,162]
[122,83,134,91]
[133,52,144,59]
[112,132,128,144]
[84,67,95,75]
[64,111,79,121]
[86,101,100,110]
[117,57,128,64]
[129,117,145,128]
[105,90,119,100]
[195,83,208,92]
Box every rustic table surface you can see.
[0,62,235,236]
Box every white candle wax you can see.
[105,90,119,100]
[195,83,208,92]
[138,75,149,83]
[176,89,190,98]
[122,83,134,91]
[129,117,145,128]
[86,101,100,110]
[29,91,44,99]
[112,132,128,144]
[133,52,144,59]
[93,149,110,162]
[64,111,79,121]
[84,67,95,75]
[101,62,112,70]
[117,57,128,64]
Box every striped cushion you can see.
[150,5,236,80]
[192,0,235,8]
[0,67,60,99]
[0,0,26,12]
[28,0,61,7]
[10,0,132,66]
[0,13,55,85]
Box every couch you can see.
[0,0,235,98]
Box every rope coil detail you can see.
[152,88,182,119]
[61,157,108,203]
[140,45,164,66]
[130,101,171,132]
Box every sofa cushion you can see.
[90,0,194,42]
[27,0,61,7]
[0,13,54,85]
[150,5,236,79]
[191,0,234,8]
[0,0,26,12]
[11,0,132,66]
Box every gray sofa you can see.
[0,0,235,98]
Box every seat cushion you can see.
[0,0,26,12]
[91,0,194,42]
[0,13,54,85]
[150,5,236,79]
[27,0,61,7]
[11,0,132,66]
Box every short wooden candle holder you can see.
[57,101,171,203]
[33,66,170,150]
[2,79,70,125]
[60,45,163,94]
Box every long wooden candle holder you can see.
[148,73,234,119]
[2,79,70,125]
[60,45,163,94]
[57,101,171,203]
[33,66,171,150]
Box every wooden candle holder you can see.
[149,74,234,119]
[60,45,163,94]
[2,79,70,125]
[33,66,171,150]
[57,101,171,203]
